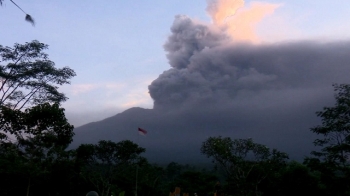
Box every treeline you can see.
[0,138,217,196]
[0,41,349,196]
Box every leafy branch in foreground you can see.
[0,40,76,110]
[310,84,350,169]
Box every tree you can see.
[0,103,74,145]
[0,40,75,195]
[0,103,75,196]
[0,40,75,145]
[0,0,35,25]
[75,140,146,196]
[0,40,75,110]
[171,170,218,196]
[135,162,165,196]
[305,84,350,195]
[277,161,322,196]
[310,84,350,169]
[201,137,288,196]
[256,161,324,196]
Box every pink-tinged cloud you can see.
[70,84,98,95]
[207,0,280,43]
[207,0,245,25]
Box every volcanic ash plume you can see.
[76,0,350,163]
[148,0,350,113]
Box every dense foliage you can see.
[304,83,350,195]
[0,41,76,196]
[201,137,289,196]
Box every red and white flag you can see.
[138,127,147,135]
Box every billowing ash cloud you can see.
[144,14,350,161]
[74,1,350,163]
[149,15,350,113]
[163,15,230,70]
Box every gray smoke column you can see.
[74,1,350,163]
[149,14,350,113]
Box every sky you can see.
[1,0,350,127]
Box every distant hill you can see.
[73,18,350,165]
[72,107,210,164]
[72,104,319,165]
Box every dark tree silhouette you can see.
[310,84,350,169]
[0,40,76,110]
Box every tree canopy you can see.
[76,140,146,196]
[303,84,350,195]
[0,40,76,110]
[201,137,289,196]
[0,40,75,196]
[310,84,350,169]
[0,102,74,196]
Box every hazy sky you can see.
[2,0,350,127]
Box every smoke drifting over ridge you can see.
[75,0,350,163]
[149,1,350,112]
[145,0,350,157]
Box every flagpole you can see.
[135,163,138,196]
[135,128,139,196]
[135,127,147,196]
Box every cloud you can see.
[143,4,350,160]
[64,80,153,126]
[206,0,280,43]
[120,90,153,109]
[206,0,245,24]
[224,2,280,43]
[70,84,98,95]
[74,0,350,163]
[150,14,350,113]
[105,83,125,90]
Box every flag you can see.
[138,127,147,135]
